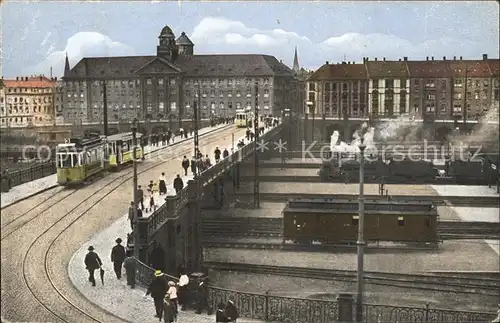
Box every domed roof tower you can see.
[157,24,178,61]
[176,32,194,56]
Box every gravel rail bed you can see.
[1,126,244,322]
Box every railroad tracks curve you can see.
[1,126,244,323]
[205,261,500,296]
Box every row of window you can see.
[1,106,53,114]
[5,87,58,93]
[0,116,46,124]
[3,96,56,104]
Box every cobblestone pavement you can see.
[0,126,248,323]
[258,168,318,176]
[0,123,230,209]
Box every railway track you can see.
[201,218,500,240]
[1,126,243,323]
[204,261,500,296]
[232,192,500,207]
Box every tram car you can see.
[283,198,438,245]
[56,134,106,186]
[107,132,144,170]
[235,109,254,128]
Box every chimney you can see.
[403,57,408,61]
[16,77,19,81]
[443,56,446,60]
[399,58,401,61]
[25,77,28,81]
[453,56,456,60]
[365,57,369,62]
[431,56,434,61]
[460,56,463,60]
[55,77,58,81]
[374,57,378,61]
[383,57,386,61]
[326,61,329,65]
[39,76,43,81]
[483,54,488,60]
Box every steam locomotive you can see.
[319,154,499,185]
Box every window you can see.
[147,78,152,85]
[158,79,164,85]
[264,89,270,97]
[236,90,241,97]
[440,103,446,113]
[400,79,407,88]
[308,92,315,102]
[352,215,359,226]
[397,216,405,226]
[309,83,316,91]
[441,80,446,88]
[385,79,394,88]
[425,80,435,87]
[426,94,435,100]
[474,92,479,100]
[453,104,462,113]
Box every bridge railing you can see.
[134,258,495,323]
[146,124,283,236]
[1,161,56,191]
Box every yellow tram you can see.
[56,135,106,186]
[235,109,254,128]
[107,132,144,169]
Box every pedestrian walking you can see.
[216,303,229,322]
[146,270,168,320]
[205,155,211,168]
[223,148,229,159]
[190,156,197,176]
[182,156,190,176]
[163,297,177,322]
[178,272,189,310]
[123,250,136,289]
[166,281,178,315]
[195,278,210,314]
[214,147,221,163]
[173,175,184,193]
[159,172,167,195]
[137,185,145,210]
[128,201,135,229]
[110,238,126,279]
[224,299,239,323]
[84,246,102,287]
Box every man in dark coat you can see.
[181,156,190,176]
[111,238,126,279]
[84,246,102,287]
[128,201,135,229]
[137,185,144,210]
[190,157,197,176]
[214,147,221,163]
[195,278,210,314]
[216,303,229,323]
[223,148,229,159]
[173,175,184,193]
[224,299,239,322]
[146,270,168,319]
[123,250,136,288]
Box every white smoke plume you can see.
[376,114,422,143]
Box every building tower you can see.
[64,52,70,77]
[176,32,194,56]
[292,46,300,74]
[157,25,178,61]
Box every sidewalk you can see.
[0,124,230,209]
[68,125,278,323]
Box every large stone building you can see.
[0,76,62,128]
[62,25,297,124]
[307,54,500,121]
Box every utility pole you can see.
[102,81,109,137]
[355,138,367,322]
[131,118,139,266]
[253,81,260,208]
[193,84,200,178]
[463,64,468,127]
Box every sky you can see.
[1,1,499,78]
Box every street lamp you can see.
[355,136,367,322]
[306,101,314,142]
[131,118,140,263]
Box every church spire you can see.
[64,52,70,77]
[292,46,300,73]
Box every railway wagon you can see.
[283,198,438,244]
[107,132,144,169]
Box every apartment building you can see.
[0,76,61,128]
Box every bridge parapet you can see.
[146,123,284,237]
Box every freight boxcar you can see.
[282,198,438,245]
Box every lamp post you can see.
[253,82,260,208]
[131,118,140,263]
[355,137,367,322]
[193,87,200,178]
[306,101,313,143]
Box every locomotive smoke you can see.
[329,122,376,156]
[377,114,422,143]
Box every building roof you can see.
[447,60,492,78]
[365,60,410,78]
[3,76,56,88]
[486,59,500,76]
[308,62,367,80]
[176,32,194,46]
[405,60,453,78]
[64,54,294,79]
[160,25,174,37]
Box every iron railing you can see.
[134,258,496,323]
[1,161,56,189]
[146,124,283,237]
